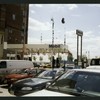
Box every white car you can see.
[23,69,100,97]
[86,66,100,69]
[23,89,73,97]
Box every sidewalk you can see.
[0,85,15,97]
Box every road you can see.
[0,85,15,97]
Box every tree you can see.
[39,56,43,62]
[59,55,62,62]
[33,56,36,62]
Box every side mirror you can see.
[46,82,51,88]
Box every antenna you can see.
[64,34,66,52]
[41,33,42,44]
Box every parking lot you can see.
[0,85,15,97]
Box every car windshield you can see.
[47,70,100,97]
[37,70,57,79]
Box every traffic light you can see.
[61,18,65,24]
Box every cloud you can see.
[28,17,51,31]
[65,4,78,10]
[98,25,100,27]
[35,4,43,8]
[28,37,41,44]
[88,4,100,7]
[29,4,43,8]
[63,30,100,58]
[71,14,80,17]
[30,10,35,14]
[83,31,94,38]
[29,4,33,7]
[65,30,76,39]
[48,4,78,10]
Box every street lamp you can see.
[61,18,66,71]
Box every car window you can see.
[75,73,100,92]
[37,70,56,79]
[47,70,100,96]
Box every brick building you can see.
[0,4,29,59]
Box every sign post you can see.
[76,29,83,68]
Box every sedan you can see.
[8,68,64,96]
[23,69,100,97]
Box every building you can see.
[0,4,29,59]
[6,43,73,63]
[0,4,73,61]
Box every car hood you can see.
[14,78,52,86]
[5,74,28,79]
[22,89,74,97]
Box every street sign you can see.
[76,29,83,36]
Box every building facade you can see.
[0,4,29,59]
[6,44,73,61]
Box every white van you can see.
[0,60,34,75]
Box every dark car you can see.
[23,69,100,97]
[8,68,64,96]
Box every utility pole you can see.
[64,34,66,53]
[51,18,54,45]
[51,18,55,69]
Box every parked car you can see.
[23,69,100,97]
[86,58,100,69]
[8,68,64,96]
[33,62,41,67]
[4,68,45,86]
[0,60,34,84]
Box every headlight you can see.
[21,87,32,91]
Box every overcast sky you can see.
[28,4,100,59]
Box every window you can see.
[0,61,7,68]
[12,14,16,20]
[75,73,100,92]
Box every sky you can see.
[28,4,100,59]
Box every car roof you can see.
[45,68,64,70]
